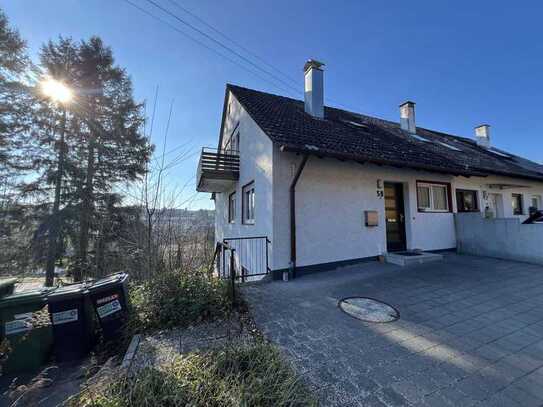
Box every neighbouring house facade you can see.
[197,60,543,278]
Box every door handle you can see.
[399,214,405,223]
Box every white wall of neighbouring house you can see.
[214,93,274,271]
[456,213,543,265]
[452,176,543,222]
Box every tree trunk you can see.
[147,215,153,277]
[75,139,95,282]
[45,108,67,287]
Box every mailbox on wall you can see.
[365,210,379,227]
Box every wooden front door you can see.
[384,182,407,252]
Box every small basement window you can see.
[242,181,255,224]
[417,182,450,212]
[512,194,524,215]
[228,191,236,223]
[456,189,479,212]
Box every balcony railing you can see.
[196,147,240,193]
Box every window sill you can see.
[417,209,451,213]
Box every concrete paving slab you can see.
[243,253,543,406]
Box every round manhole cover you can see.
[338,297,399,323]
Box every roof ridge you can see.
[226,84,543,180]
[227,83,476,144]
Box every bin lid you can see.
[88,273,128,293]
[0,288,51,309]
[47,283,89,302]
[0,278,17,290]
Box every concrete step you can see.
[385,251,443,266]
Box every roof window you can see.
[436,141,461,151]
[341,119,368,129]
[487,148,512,159]
[409,134,430,142]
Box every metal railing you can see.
[196,147,239,192]
[211,236,270,283]
[223,236,271,282]
[208,241,237,304]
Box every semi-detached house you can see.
[197,60,543,279]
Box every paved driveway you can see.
[243,254,543,406]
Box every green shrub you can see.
[129,270,232,331]
[74,342,317,407]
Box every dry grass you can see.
[72,342,317,407]
[128,269,233,333]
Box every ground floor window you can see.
[242,181,255,224]
[456,189,479,212]
[417,182,450,212]
[512,193,524,215]
[228,191,236,223]
[532,195,541,209]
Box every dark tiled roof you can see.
[227,84,543,181]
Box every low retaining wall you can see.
[455,213,543,265]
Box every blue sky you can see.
[3,0,543,209]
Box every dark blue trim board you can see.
[272,256,378,280]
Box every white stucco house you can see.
[197,60,543,279]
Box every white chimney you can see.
[475,124,491,148]
[399,101,416,133]
[304,59,325,118]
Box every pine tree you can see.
[0,8,32,199]
[0,9,37,275]
[71,37,150,281]
[34,37,80,285]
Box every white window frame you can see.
[242,181,255,225]
[228,191,236,224]
[231,131,239,153]
[417,182,450,212]
[417,184,431,211]
[223,123,240,154]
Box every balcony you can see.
[196,148,240,193]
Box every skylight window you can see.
[436,141,461,151]
[341,119,368,129]
[488,148,512,158]
[410,134,430,142]
[409,134,462,151]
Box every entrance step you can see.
[385,251,443,266]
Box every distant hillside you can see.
[144,208,214,229]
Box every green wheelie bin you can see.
[0,289,53,374]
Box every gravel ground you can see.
[130,312,256,371]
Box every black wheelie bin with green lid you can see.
[0,288,53,374]
[0,278,17,298]
[47,283,96,361]
[87,273,129,341]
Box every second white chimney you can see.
[399,101,416,133]
[475,124,491,148]
[304,59,325,118]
